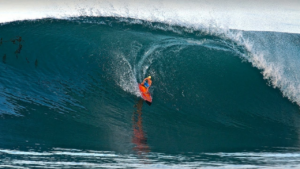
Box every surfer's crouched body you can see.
[142,76,152,91]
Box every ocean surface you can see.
[1,1,300,168]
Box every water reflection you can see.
[132,99,150,156]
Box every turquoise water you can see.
[1,17,300,168]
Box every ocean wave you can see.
[0,17,298,139]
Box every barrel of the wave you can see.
[138,84,152,106]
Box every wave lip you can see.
[1,0,300,34]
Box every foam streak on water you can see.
[1,148,300,168]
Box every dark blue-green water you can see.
[1,17,300,168]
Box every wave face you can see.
[1,17,300,168]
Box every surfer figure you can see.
[141,76,152,91]
[11,39,16,44]
[35,59,38,68]
[16,36,22,43]
[15,44,22,54]
[2,54,6,63]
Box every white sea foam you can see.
[226,30,300,106]
[1,148,300,168]
[0,0,300,34]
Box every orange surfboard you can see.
[138,84,152,105]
